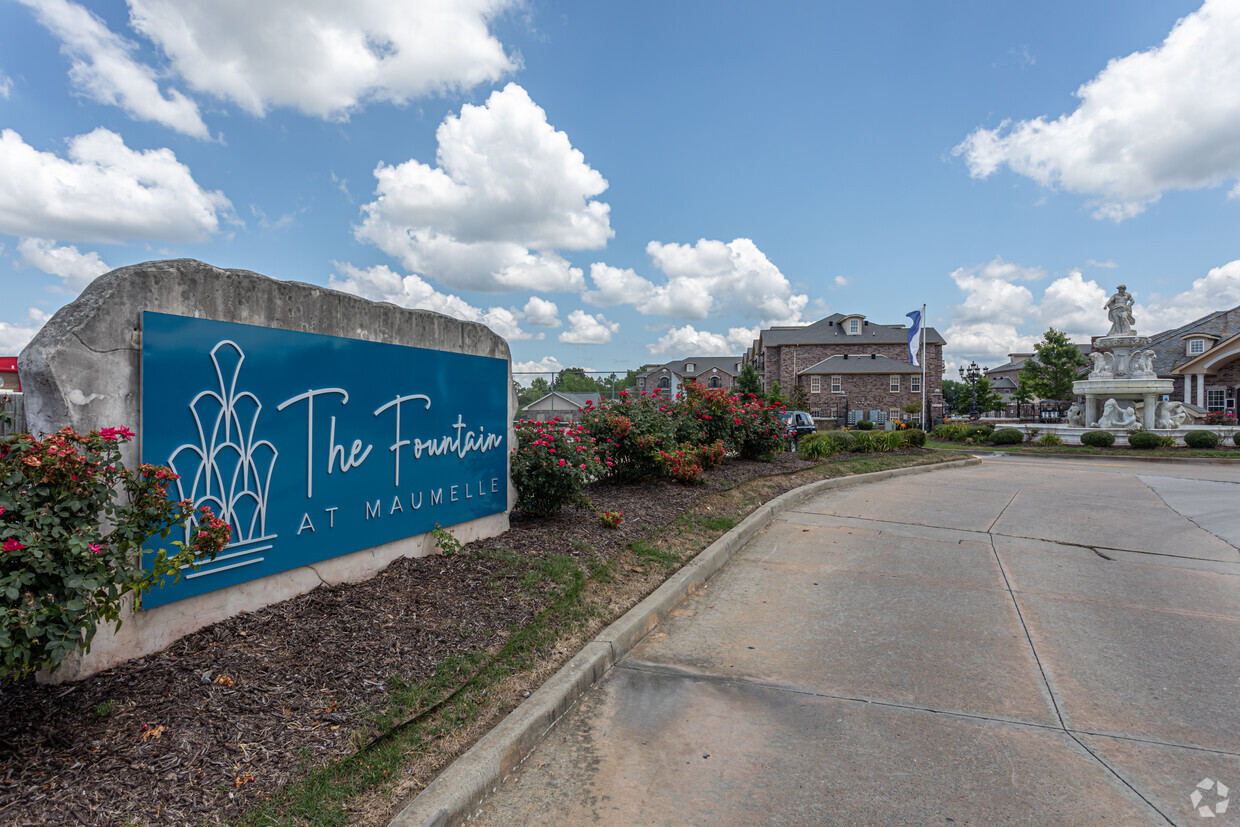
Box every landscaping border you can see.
[389,456,981,827]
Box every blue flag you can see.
[906,310,922,366]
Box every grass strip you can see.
[929,439,1240,459]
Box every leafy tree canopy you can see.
[1020,328,1089,401]
[737,363,762,396]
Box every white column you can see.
[1198,373,1206,408]
[1184,377,1192,405]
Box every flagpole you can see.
[921,303,927,429]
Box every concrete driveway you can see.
[469,456,1240,825]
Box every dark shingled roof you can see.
[637,356,741,381]
[798,354,924,375]
[527,391,601,409]
[1139,306,1240,376]
[757,313,945,348]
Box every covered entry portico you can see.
[1173,330,1240,414]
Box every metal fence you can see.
[0,391,24,437]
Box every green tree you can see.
[972,377,1006,415]
[787,383,810,411]
[554,367,599,393]
[518,376,551,410]
[737,363,762,396]
[1014,377,1035,419]
[766,380,785,406]
[1020,328,1088,401]
[941,379,968,413]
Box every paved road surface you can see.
[470,456,1240,825]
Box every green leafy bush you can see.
[856,420,875,431]
[1,422,230,681]
[511,419,606,516]
[1081,430,1116,448]
[990,428,1024,445]
[1024,427,1040,443]
[824,431,856,452]
[581,394,675,481]
[1037,432,1063,446]
[903,428,926,448]
[850,431,876,452]
[966,423,994,440]
[1160,435,1177,448]
[797,432,840,460]
[1127,431,1161,450]
[870,431,906,452]
[1185,430,1220,449]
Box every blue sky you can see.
[2,0,1238,379]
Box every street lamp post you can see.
[959,361,986,420]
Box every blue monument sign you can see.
[140,311,509,608]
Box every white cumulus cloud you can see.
[327,261,540,341]
[0,309,49,354]
[522,296,560,328]
[559,309,618,344]
[356,83,606,293]
[1034,270,1107,340]
[585,238,807,326]
[17,238,110,291]
[128,0,519,119]
[647,324,756,356]
[954,0,1240,220]
[943,258,1039,364]
[1138,259,1240,330]
[0,128,233,243]
[0,69,12,99]
[513,355,568,385]
[16,0,209,138]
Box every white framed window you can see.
[910,375,922,393]
[810,376,821,394]
[1189,339,1206,355]
[685,362,695,373]
[1207,389,1225,411]
[831,375,842,393]
[848,319,860,335]
[889,375,900,392]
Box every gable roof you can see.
[798,353,923,375]
[756,313,945,348]
[638,356,741,380]
[1140,305,1240,376]
[525,391,601,410]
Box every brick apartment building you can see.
[744,313,945,425]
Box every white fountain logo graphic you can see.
[168,340,278,580]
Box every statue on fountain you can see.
[1104,285,1136,337]
[1094,398,1137,429]
[1155,400,1188,429]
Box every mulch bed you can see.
[1,453,822,826]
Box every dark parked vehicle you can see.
[780,410,817,438]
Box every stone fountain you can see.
[1071,285,1174,430]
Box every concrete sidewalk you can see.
[431,456,1240,825]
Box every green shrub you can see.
[581,393,676,481]
[904,428,926,448]
[871,431,906,452]
[931,423,968,442]
[1160,435,1177,448]
[1037,432,1064,446]
[512,420,606,515]
[850,431,876,452]
[966,423,994,440]
[1080,430,1116,448]
[1,421,231,681]
[1127,431,1161,450]
[856,420,875,430]
[798,432,840,460]
[1185,430,1220,449]
[824,431,856,452]
[1024,427,1040,443]
[990,428,1024,445]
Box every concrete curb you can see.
[389,456,981,827]
[950,448,1240,465]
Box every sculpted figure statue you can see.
[1104,285,1136,337]
[1155,400,1188,429]
[1096,398,1137,429]
[1133,349,1157,378]
[1088,351,1114,379]
[1066,403,1083,426]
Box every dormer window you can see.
[848,319,860,335]
[685,362,695,373]
[1189,338,1206,355]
